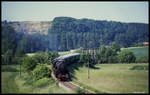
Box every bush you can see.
[108,56,118,63]
[32,52,48,64]
[80,53,93,66]
[136,56,149,63]
[22,56,37,73]
[23,74,35,86]
[32,64,51,80]
[130,65,148,70]
[33,78,51,88]
[117,50,136,63]
[32,51,59,65]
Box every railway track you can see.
[51,71,94,94]
[59,81,94,94]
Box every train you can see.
[52,53,80,81]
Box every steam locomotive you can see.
[52,53,80,81]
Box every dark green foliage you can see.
[48,17,148,50]
[130,65,148,70]
[80,52,93,66]
[11,57,23,64]
[111,42,121,53]
[32,64,51,80]
[47,52,59,65]
[117,50,136,63]
[2,49,13,65]
[22,56,37,73]
[32,52,49,64]
[97,45,107,63]
[33,78,54,88]
[97,45,118,63]
[1,24,25,65]
[2,17,148,53]
[2,25,17,55]
[23,74,35,86]
[136,56,149,63]
[108,56,118,63]
[32,51,58,65]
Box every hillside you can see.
[2,16,149,53]
[48,17,149,50]
[2,21,52,35]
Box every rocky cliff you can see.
[5,21,52,35]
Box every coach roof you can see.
[56,53,80,61]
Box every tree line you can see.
[80,42,137,66]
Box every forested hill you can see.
[48,17,149,50]
[2,16,149,55]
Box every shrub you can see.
[23,74,35,86]
[22,56,37,73]
[33,78,51,88]
[108,56,118,63]
[32,51,59,65]
[32,52,48,64]
[117,50,136,63]
[32,64,51,80]
[80,53,93,66]
[130,65,148,70]
[136,56,149,63]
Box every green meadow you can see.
[70,63,149,93]
[121,46,149,58]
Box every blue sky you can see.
[2,1,149,23]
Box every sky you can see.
[1,1,149,23]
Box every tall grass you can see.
[1,72,19,93]
[1,65,73,93]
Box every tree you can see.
[47,52,59,65]
[2,25,17,55]
[97,45,119,63]
[97,45,107,63]
[117,50,136,63]
[32,52,48,64]
[80,52,93,79]
[80,52,92,66]
[3,49,13,65]
[111,42,121,53]
[15,47,26,57]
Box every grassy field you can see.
[70,63,149,93]
[1,72,19,93]
[1,65,74,94]
[121,46,149,58]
